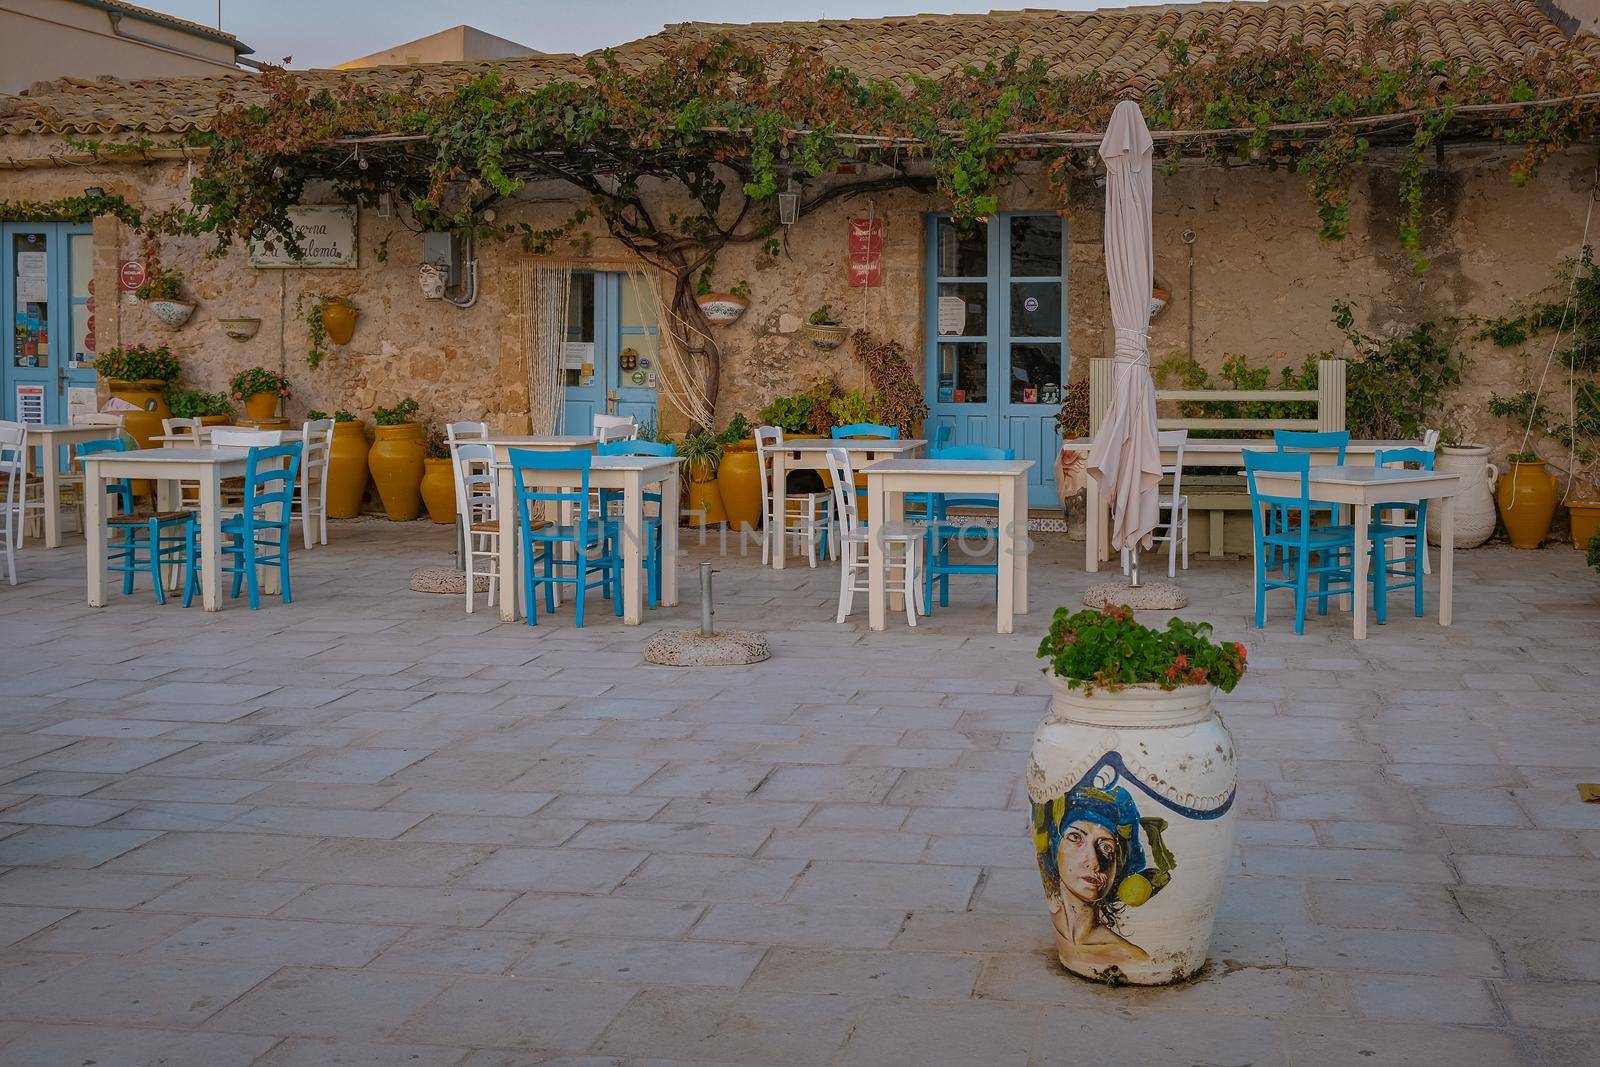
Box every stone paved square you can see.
[0,521,1596,1065]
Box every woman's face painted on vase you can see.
[1057,820,1118,904]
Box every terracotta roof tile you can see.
[1,0,1594,138]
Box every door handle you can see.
[606,391,619,414]
[56,363,67,397]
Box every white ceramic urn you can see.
[1026,678,1237,985]
[1428,445,1498,549]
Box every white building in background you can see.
[336,25,539,69]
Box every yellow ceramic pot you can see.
[243,392,279,421]
[321,299,359,346]
[420,457,457,525]
[368,422,424,521]
[716,439,762,531]
[1567,500,1600,549]
[686,471,727,527]
[326,420,370,518]
[1496,459,1558,549]
[106,379,169,497]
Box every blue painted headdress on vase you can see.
[1032,763,1176,908]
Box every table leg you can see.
[199,469,222,612]
[85,461,105,607]
[497,458,517,623]
[771,448,788,569]
[1351,502,1369,640]
[886,488,905,613]
[866,476,886,631]
[622,470,644,625]
[1012,473,1029,616]
[43,441,61,549]
[997,476,1017,635]
[661,466,680,607]
[1439,495,1454,627]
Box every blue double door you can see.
[2,222,97,425]
[561,271,659,435]
[924,213,1066,507]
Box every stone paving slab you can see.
[0,521,1596,1064]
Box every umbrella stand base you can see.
[1083,581,1189,611]
[644,629,771,667]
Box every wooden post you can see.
[1317,359,1347,432]
[1089,357,1113,436]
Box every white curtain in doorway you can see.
[524,263,572,435]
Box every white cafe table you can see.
[1244,465,1460,640]
[768,437,926,569]
[24,423,122,548]
[79,446,257,612]
[492,448,681,626]
[861,457,1033,634]
[1066,436,1418,571]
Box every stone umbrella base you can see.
[1083,581,1188,611]
[645,630,771,666]
[410,567,490,595]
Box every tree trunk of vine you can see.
[669,270,720,432]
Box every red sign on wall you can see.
[848,218,883,287]
[118,260,147,292]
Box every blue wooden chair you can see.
[1271,429,1350,569]
[922,444,1014,613]
[1245,450,1355,635]
[831,423,899,440]
[187,443,302,610]
[597,439,675,608]
[1369,447,1432,624]
[509,448,621,627]
[932,424,953,450]
[77,438,194,605]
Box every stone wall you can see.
[7,144,1595,472]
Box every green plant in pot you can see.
[135,266,195,329]
[229,366,290,421]
[804,304,848,349]
[94,343,180,450]
[828,389,879,428]
[368,397,425,521]
[757,394,814,434]
[695,273,750,326]
[295,293,359,369]
[678,427,727,526]
[418,423,457,526]
[166,389,233,422]
[1028,606,1246,985]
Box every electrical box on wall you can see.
[422,231,460,286]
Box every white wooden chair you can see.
[0,422,26,585]
[1123,429,1190,579]
[593,413,637,443]
[295,418,333,548]
[446,421,488,446]
[826,446,923,627]
[55,413,128,539]
[161,417,205,510]
[755,426,831,568]
[450,441,501,614]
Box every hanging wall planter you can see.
[697,292,749,326]
[1150,285,1171,319]
[321,296,359,345]
[136,266,195,330]
[804,304,848,349]
[218,317,261,342]
[148,299,196,329]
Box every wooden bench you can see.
[1086,358,1347,559]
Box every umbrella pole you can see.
[1129,545,1142,588]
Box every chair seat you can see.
[528,524,609,544]
[1262,524,1354,549]
[841,521,925,543]
[108,510,193,526]
[1369,521,1423,538]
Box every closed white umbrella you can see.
[1086,99,1163,582]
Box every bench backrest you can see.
[1089,358,1346,436]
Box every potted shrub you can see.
[308,409,370,519]
[368,397,424,521]
[1496,450,1558,548]
[92,342,180,451]
[713,413,762,531]
[295,293,359,369]
[229,366,291,421]
[166,389,233,426]
[135,266,195,329]
[696,277,750,326]
[677,427,727,526]
[1588,530,1600,573]
[1568,485,1600,551]
[757,394,814,436]
[804,305,848,349]
[1030,606,1247,986]
[419,425,456,526]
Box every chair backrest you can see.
[1243,449,1312,510]
[831,423,899,440]
[1375,447,1435,471]
[74,413,124,428]
[753,426,784,508]
[597,439,677,458]
[212,428,285,448]
[824,447,860,536]
[446,421,488,446]
[593,414,638,442]
[76,437,133,511]
[451,442,497,520]
[1158,429,1189,496]
[933,424,953,450]
[162,417,202,438]
[508,448,593,534]
[240,443,304,527]
[931,444,1014,461]
[301,419,333,471]
[0,424,24,506]
[1421,428,1441,453]
[1273,429,1349,463]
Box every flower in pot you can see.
[695,277,750,326]
[368,397,424,521]
[92,342,180,450]
[135,266,195,329]
[419,424,457,526]
[677,426,727,526]
[1029,606,1247,986]
[229,366,291,422]
[309,409,370,519]
[166,389,233,425]
[1496,450,1558,548]
[295,293,359,370]
[804,305,848,349]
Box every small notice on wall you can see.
[562,342,594,370]
[16,251,47,278]
[847,218,883,287]
[15,275,46,303]
[68,386,97,424]
[14,384,44,425]
[249,206,359,268]
[937,296,966,335]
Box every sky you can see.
[154,0,1173,69]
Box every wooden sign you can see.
[249,206,359,268]
[848,217,883,287]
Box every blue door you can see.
[561,271,660,435]
[2,223,97,425]
[924,213,1066,506]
